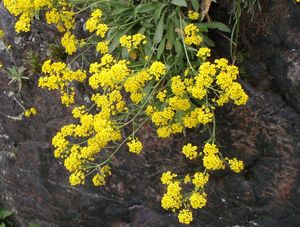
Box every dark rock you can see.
[241,0,300,113]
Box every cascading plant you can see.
[3,0,248,224]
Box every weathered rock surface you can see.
[0,1,300,227]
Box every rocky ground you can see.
[0,0,300,226]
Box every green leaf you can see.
[29,223,41,227]
[138,26,147,34]
[197,23,209,32]
[111,7,130,16]
[121,47,129,59]
[154,11,166,44]
[203,36,215,47]
[190,0,200,11]
[157,37,166,60]
[134,3,157,15]
[0,209,13,219]
[174,38,183,54]
[154,3,168,25]
[144,39,153,56]
[0,223,6,227]
[175,110,185,123]
[200,22,231,33]
[171,0,187,7]
[34,10,40,20]
[166,21,175,50]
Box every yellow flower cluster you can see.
[182,143,198,160]
[92,166,112,186]
[192,172,209,189]
[96,41,109,54]
[38,60,87,106]
[188,10,200,20]
[161,171,177,185]
[24,107,38,117]
[124,70,151,104]
[8,3,250,224]
[51,103,121,185]
[190,192,207,209]
[127,138,143,154]
[178,209,193,224]
[4,0,52,33]
[61,31,77,55]
[120,33,147,51]
[202,143,225,170]
[156,90,167,102]
[46,7,75,32]
[85,9,108,38]
[149,61,166,81]
[161,181,182,210]
[144,48,247,148]
[89,54,130,90]
[160,170,209,224]
[226,158,244,173]
[197,47,211,59]
[184,24,202,46]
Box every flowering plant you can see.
[3,0,248,224]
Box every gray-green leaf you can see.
[171,0,187,7]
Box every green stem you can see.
[179,12,195,72]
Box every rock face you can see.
[0,1,300,227]
[241,0,300,114]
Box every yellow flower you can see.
[156,90,167,102]
[182,143,198,160]
[24,109,31,117]
[203,154,225,170]
[161,181,182,210]
[96,41,109,54]
[192,172,209,189]
[197,47,211,59]
[85,9,108,37]
[132,33,147,47]
[203,143,219,155]
[96,23,108,37]
[92,173,106,186]
[30,107,38,115]
[171,76,186,96]
[188,10,200,20]
[92,165,111,186]
[120,33,146,51]
[184,24,202,46]
[183,174,191,184]
[161,171,177,185]
[61,31,77,55]
[178,209,193,224]
[15,12,32,33]
[189,192,207,209]
[227,158,244,173]
[168,96,191,111]
[149,61,166,81]
[24,107,38,117]
[69,170,85,186]
[0,29,4,38]
[127,138,143,154]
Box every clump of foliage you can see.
[3,0,249,224]
[0,207,13,227]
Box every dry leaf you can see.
[201,0,213,20]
